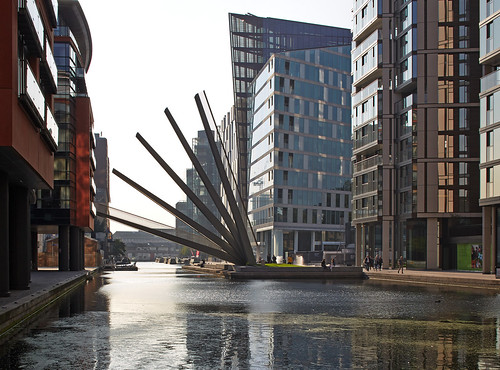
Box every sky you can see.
[78,0,353,232]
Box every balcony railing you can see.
[353,155,382,173]
[353,208,379,220]
[353,181,378,197]
[353,130,379,150]
[352,79,379,106]
[43,0,58,27]
[18,58,45,127]
[481,69,500,94]
[44,106,58,150]
[40,37,58,92]
[18,0,44,56]
[352,30,380,61]
[90,149,96,172]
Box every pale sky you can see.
[78,0,353,232]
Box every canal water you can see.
[1,262,500,369]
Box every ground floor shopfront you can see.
[254,225,354,264]
[354,216,490,272]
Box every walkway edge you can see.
[0,270,97,344]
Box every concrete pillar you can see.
[0,175,9,296]
[427,218,439,270]
[31,230,38,271]
[293,231,298,252]
[483,206,493,274]
[272,229,283,258]
[70,226,80,271]
[80,229,85,270]
[59,225,70,271]
[355,225,363,266]
[9,186,30,290]
[382,220,391,269]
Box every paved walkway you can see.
[0,268,97,343]
[365,268,500,290]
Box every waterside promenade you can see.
[183,263,500,290]
[0,268,98,345]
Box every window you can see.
[284,134,289,147]
[288,189,293,204]
[361,5,368,18]
[362,53,368,66]
[487,22,492,39]
[487,95,493,111]
[487,131,494,147]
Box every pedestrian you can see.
[321,258,328,270]
[272,255,277,264]
[397,255,404,274]
[330,257,335,270]
[374,254,380,271]
[378,255,383,270]
[364,255,370,271]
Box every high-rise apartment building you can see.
[480,0,500,274]
[248,45,352,261]
[32,0,95,271]
[93,133,111,258]
[0,0,59,295]
[351,0,482,270]
[229,13,352,207]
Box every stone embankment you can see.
[182,264,364,279]
[0,269,98,345]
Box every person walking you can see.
[364,255,370,271]
[397,255,404,274]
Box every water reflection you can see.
[1,263,500,369]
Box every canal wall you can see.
[365,269,500,290]
[182,264,365,280]
[0,269,98,345]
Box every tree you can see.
[111,239,126,257]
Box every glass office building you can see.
[248,46,352,261]
[351,0,482,270]
[229,14,351,207]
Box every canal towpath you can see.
[0,267,99,344]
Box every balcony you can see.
[90,201,97,217]
[352,79,380,107]
[353,129,380,153]
[18,58,45,128]
[353,0,382,42]
[42,0,58,27]
[353,181,378,197]
[480,0,500,22]
[40,37,58,93]
[353,208,379,221]
[91,176,96,196]
[481,69,500,95]
[18,0,44,57]
[353,155,382,174]
[42,106,58,151]
[90,149,96,172]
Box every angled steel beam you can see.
[112,168,237,257]
[96,210,240,264]
[135,132,244,261]
[195,92,256,265]
[163,108,249,261]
